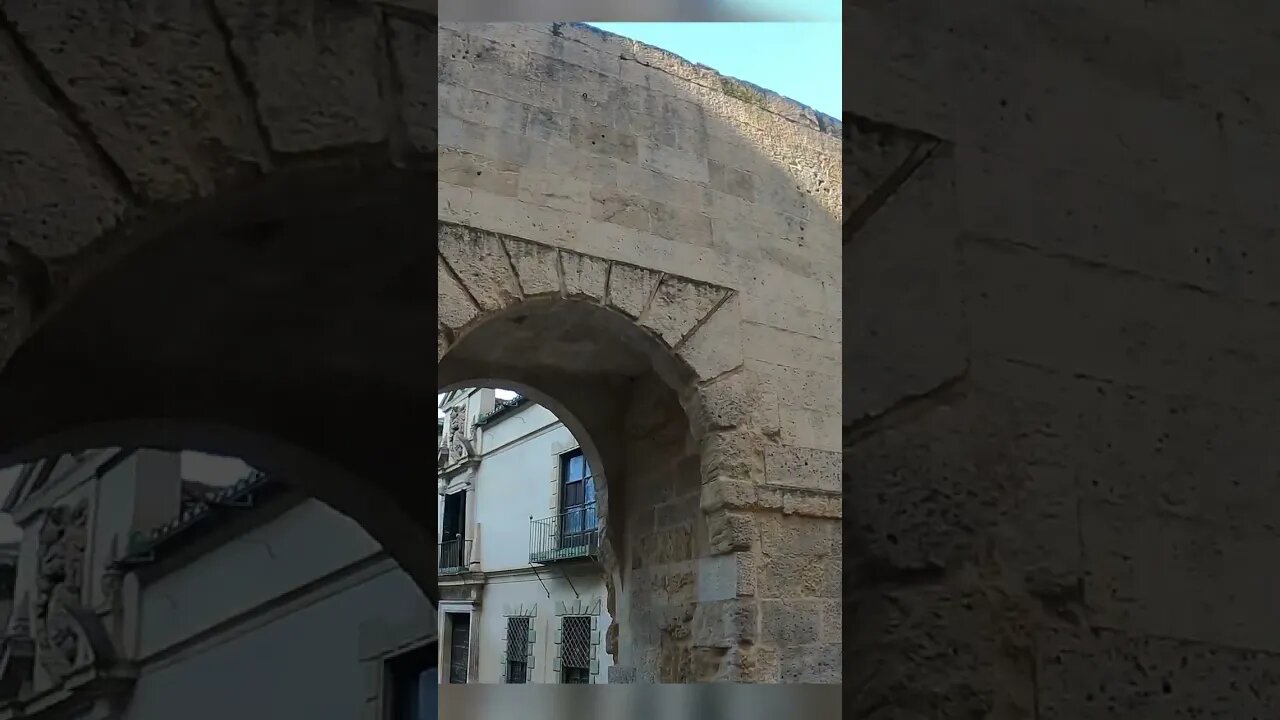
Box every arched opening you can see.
[0,446,435,719]
[436,384,615,685]
[440,295,715,683]
[0,158,449,709]
[0,164,439,603]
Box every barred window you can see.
[506,617,530,683]
[561,616,592,684]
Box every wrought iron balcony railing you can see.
[439,537,472,575]
[529,502,599,564]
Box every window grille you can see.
[561,616,592,684]
[506,617,531,683]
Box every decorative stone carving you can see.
[34,500,89,683]
[447,405,474,465]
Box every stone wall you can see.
[847,2,1280,715]
[619,373,703,683]
[438,22,842,682]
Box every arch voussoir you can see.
[503,236,562,297]
[437,254,482,332]
[676,294,745,383]
[438,223,524,312]
[561,250,609,301]
[639,276,729,349]
[605,264,663,319]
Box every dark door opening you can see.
[447,613,470,684]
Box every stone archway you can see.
[0,2,441,601]
[437,221,777,682]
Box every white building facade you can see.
[0,449,436,720]
[438,388,612,685]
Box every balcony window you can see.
[529,450,599,563]
[440,490,467,573]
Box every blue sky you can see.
[587,22,841,118]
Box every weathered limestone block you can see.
[849,583,1034,717]
[438,148,520,197]
[386,17,436,152]
[684,368,758,432]
[606,263,661,319]
[699,430,765,484]
[956,148,1280,306]
[213,0,386,152]
[844,113,929,215]
[437,225,522,311]
[700,478,757,514]
[761,600,821,646]
[590,187,653,234]
[692,599,757,649]
[640,277,727,348]
[963,233,1280,416]
[696,552,754,602]
[846,382,1082,592]
[650,201,713,247]
[3,0,265,203]
[1081,500,1280,653]
[1036,625,1280,719]
[759,514,836,557]
[758,554,825,599]
[751,362,840,417]
[676,295,744,382]
[707,159,756,203]
[705,511,754,554]
[516,168,591,214]
[764,444,840,492]
[570,116,638,164]
[654,493,698,530]
[0,39,128,260]
[845,146,966,424]
[778,643,841,684]
[778,405,841,452]
[560,252,608,300]
[439,83,530,135]
[639,141,709,185]
[437,258,479,332]
[502,238,559,297]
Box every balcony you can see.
[439,537,472,575]
[529,502,599,564]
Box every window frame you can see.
[504,616,532,684]
[444,612,471,684]
[383,640,437,720]
[559,615,593,684]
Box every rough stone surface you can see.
[0,0,445,651]
[431,20,843,686]
[3,0,266,202]
[841,2,1280,713]
[0,32,129,259]
[213,0,387,153]
[386,17,437,152]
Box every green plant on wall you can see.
[721,77,767,109]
